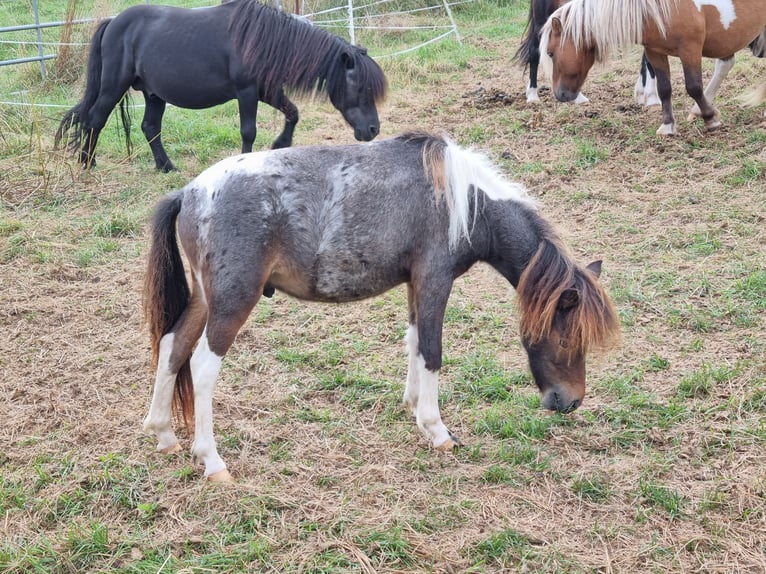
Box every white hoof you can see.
[574,92,590,104]
[526,87,540,103]
[656,123,677,136]
[644,94,661,107]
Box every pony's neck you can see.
[481,198,549,288]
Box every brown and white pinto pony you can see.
[540,0,766,135]
[142,133,621,481]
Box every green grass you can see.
[2,1,766,573]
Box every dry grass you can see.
[2,4,766,572]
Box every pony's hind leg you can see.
[143,289,207,454]
[680,55,720,131]
[141,94,175,172]
[190,273,267,480]
[143,333,184,453]
[687,57,734,123]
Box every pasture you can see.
[1,0,765,572]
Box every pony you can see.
[513,0,660,106]
[539,0,766,135]
[142,132,621,481]
[55,0,387,171]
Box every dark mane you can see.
[516,220,620,355]
[228,0,387,103]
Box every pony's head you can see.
[540,0,671,103]
[517,248,621,413]
[328,46,387,142]
[539,6,597,103]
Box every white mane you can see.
[540,0,673,78]
[441,138,537,251]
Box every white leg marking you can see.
[143,333,181,452]
[189,330,227,477]
[526,83,540,103]
[403,325,420,414]
[644,75,661,107]
[411,354,454,448]
[574,92,590,104]
[634,75,646,105]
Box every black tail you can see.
[54,18,132,159]
[512,1,536,67]
[143,191,194,430]
[55,19,110,152]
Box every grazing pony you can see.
[540,0,766,135]
[55,0,387,171]
[514,0,660,105]
[143,132,621,481]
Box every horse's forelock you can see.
[325,46,388,104]
[517,236,620,355]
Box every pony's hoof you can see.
[656,123,676,136]
[207,469,233,482]
[159,443,182,454]
[644,96,661,108]
[435,435,461,451]
[574,93,590,104]
[705,120,722,131]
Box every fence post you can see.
[31,0,46,78]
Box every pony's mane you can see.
[228,0,386,103]
[400,132,537,251]
[540,0,672,72]
[516,228,621,356]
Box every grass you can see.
[2,0,766,573]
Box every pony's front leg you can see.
[412,355,460,451]
[647,52,677,135]
[403,324,421,414]
[686,57,733,125]
[189,331,230,481]
[143,333,182,453]
[269,90,298,149]
[408,281,459,451]
[681,56,720,131]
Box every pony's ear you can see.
[341,51,356,69]
[585,260,603,278]
[551,16,563,34]
[559,288,579,310]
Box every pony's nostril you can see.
[568,398,581,412]
[370,125,379,136]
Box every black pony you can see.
[55,0,387,171]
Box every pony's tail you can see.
[118,93,133,156]
[55,18,112,153]
[143,190,194,432]
[739,83,766,109]
[512,1,535,67]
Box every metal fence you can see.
[0,0,215,79]
[0,0,464,83]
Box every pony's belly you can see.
[270,257,407,303]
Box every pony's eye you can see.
[559,339,568,349]
[547,51,554,58]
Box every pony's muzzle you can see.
[542,388,582,413]
[355,124,379,141]
[554,86,580,103]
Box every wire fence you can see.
[0,0,465,92]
